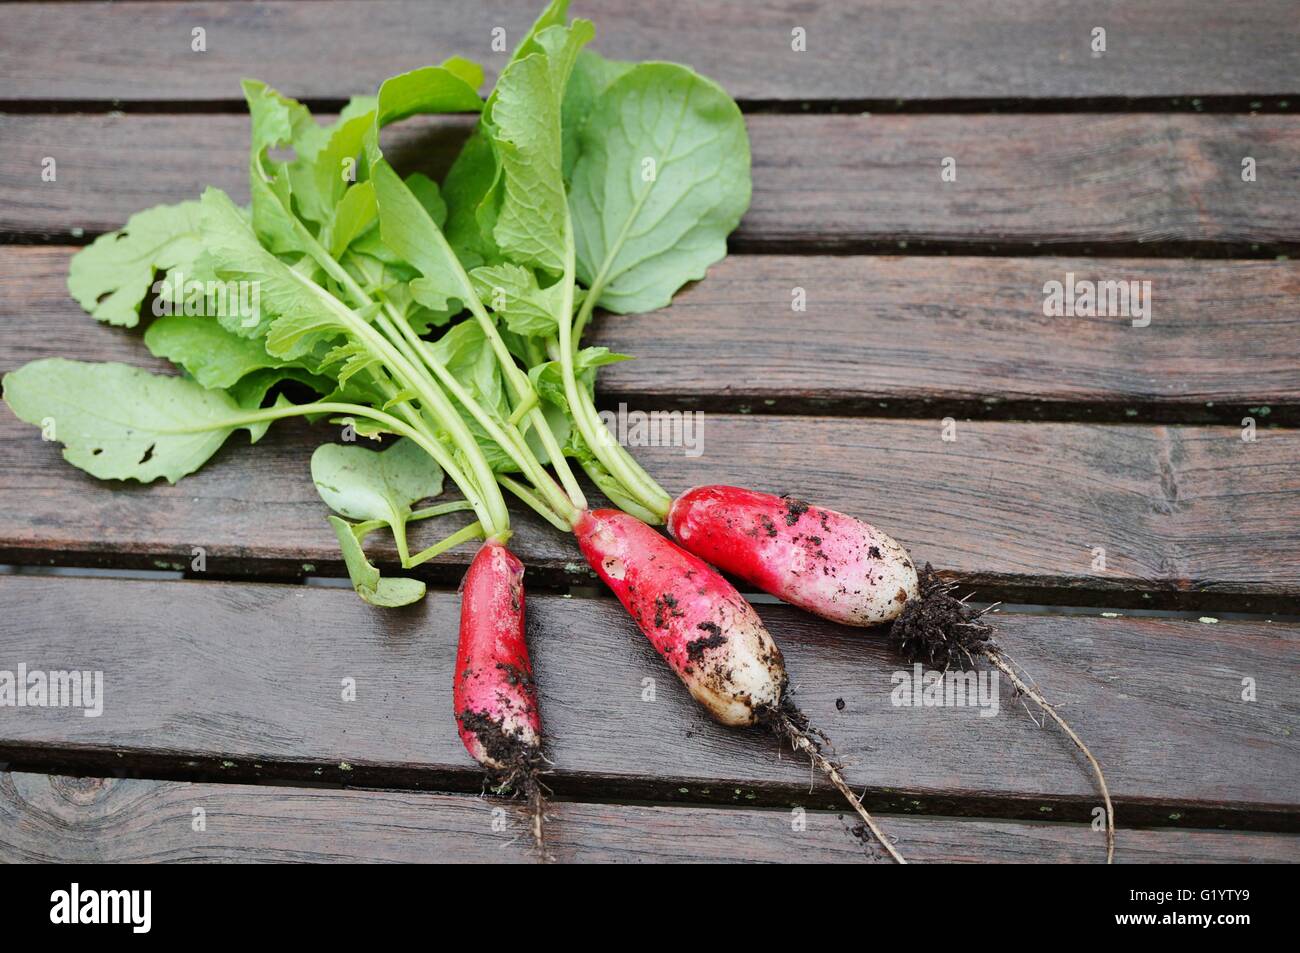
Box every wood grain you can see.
[1,1,1296,105]
[3,113,1298,249]
[7,247,1297,423]
[3,772,1295,863]
[1,334,1297,607]
[1,575,1296,828]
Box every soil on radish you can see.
[457,708,546,849]
[890,563,995,669]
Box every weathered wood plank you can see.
[1,290,1297,607]
[1,1,1296,105]
[3,113,1298,248]
[3,772,1295,863]
[7,247,1297,423]
[596,255,1300,421]
[1,576,1296,829]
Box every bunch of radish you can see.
[2,0,1113,863]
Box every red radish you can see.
[574,508,907,862]
[454,539,545,849]
[575,508,785,725]
[668,485,919,627]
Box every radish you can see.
[667,485,920,627]
[454,538,546,851]
[664,486,1114,862]
[574,508,907,862]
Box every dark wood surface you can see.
[2,575,1296,830]
[3,1,1296,106]
[2,381,1297,607]
[4,113,1298,251]
[3,772,1295,864]
[1,0,1296,864]
[8,246,1298,423]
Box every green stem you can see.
[378,302,577,525]
[498,475,571,533]
[414,215,588,514]
[201,398,501,537]
[410,500,477,521]
[406,520,486,568]
[313,285,511,535]
[287,222,512,535]
[558,238,672,521]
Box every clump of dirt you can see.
[458,709,548,856]
[782,497,810,526]
[686,621,727,662]
[890,563,994,669]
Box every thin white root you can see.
[783,722,907,864]
[988,651,1115,864]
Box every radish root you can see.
[892,564,1115,863]
[491,758,549,860]
[767,701,907,864]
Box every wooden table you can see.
[1,0,1297,863]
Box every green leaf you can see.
[527,346,630,412]
[513,0,573,60]
[373,63,483,129]
[198,187,351,358]
[561,50,633,179]
[242,79,325,255]
[372,159,465,312]
[67,201,205,327]
[310,111,375,224]
[144,314,293,389]
[486,20,593,273]
[404,172,448,228]
[440,132,501,269]
[327,180,379,257]
[468,262,568,337]
[328,515,426,607]
[569,63,751,313]
[312,437,444,565]
[2,359,268,484]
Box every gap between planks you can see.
[1,574,1295,831]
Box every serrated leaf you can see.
[2,359,269,484]
[242,79,325,255]
[67,201,205,327]
[527,346,629,413]
[199,187,351,358]
[569,63,751,313]
[468,262,567,336]
[319,341,381,385]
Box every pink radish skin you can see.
[454,539,541,770]
[668,485,919,627]
[574,509,786,727]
